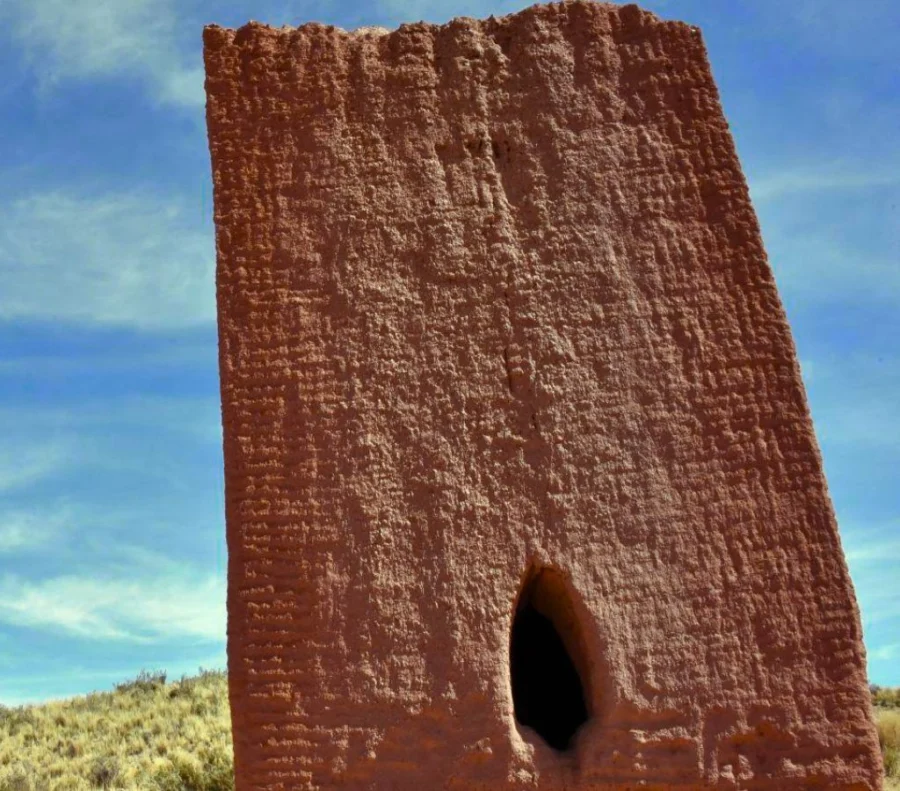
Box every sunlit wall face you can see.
[0,0,896,707]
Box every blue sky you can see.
[0,0,896,705]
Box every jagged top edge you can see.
[203,0,699,45]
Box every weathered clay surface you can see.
[204,2,882,788]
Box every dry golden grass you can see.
[0,670,232,791]
[0,671,896,789]
[878,706,900,787]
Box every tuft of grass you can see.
[0,669,232,791]
[879,709,900,783]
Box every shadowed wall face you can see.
[204,2,882,788]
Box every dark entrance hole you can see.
[510,568,590,751]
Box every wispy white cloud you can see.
[773,0,898,63]
[745,154,900,309]
[0,396,222,449]
[0,190,214,329]
[840,521,900,629]
[0,441,71,494]
[870,643,900,662]
[0,0,204,108]
[0,339,217,376]
[0,397,223,530]
[844,535,900,566]
[801,355,900,450]
[798,358,814,385]
[0,505,72,553]
[806,353,900,385]
[861,594,900,630]
[0,558,225,643]
[749,165,900,203]
[816,400,900,450]
[763,225,900,306]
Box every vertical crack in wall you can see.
[488,133,554,548]
[502,343,514,395]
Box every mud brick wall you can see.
[204,2,882,788]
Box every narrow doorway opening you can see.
[510,567,590,751]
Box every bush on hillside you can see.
[115,669,167,695]
[873,685,900,710]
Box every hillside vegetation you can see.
[875,686,900,790]
[0,671,896,790]
[0,670,232,791]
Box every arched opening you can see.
[509,567,590,751]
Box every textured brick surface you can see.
[204,2,882,788]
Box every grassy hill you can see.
[876,687,900,790]
[0,670,232,791]
[0,670,896,790]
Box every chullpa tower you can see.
[204,2,882,788]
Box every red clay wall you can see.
[204,2,882,788]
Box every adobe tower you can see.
[204,2,882,788]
